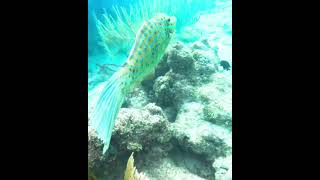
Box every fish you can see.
[89,13,176,153]
[220,60,231,70]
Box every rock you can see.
[170,79,197,108]
[171,41,184,50]
[171,102,231,161]
[138,156,208,180]
[88,128,114,179]
[200,38,211,48]
[212,155,232,180]
[88,129,105,169]
[167,45,195,75]
[151,39,221,109]
[203,103,232,128]
[191,40,210,51]
[161,40,220,86]
[153,75,174,107]
[88,103,173,179]
[163,106,178,122]
[192,49,219,82]
[111,103,172,152]
[155,53,170,78]
[168,147,215,180]
[123,87,150,108]
[198,71,232,129]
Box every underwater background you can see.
[88,0,232,179]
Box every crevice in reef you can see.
[168,145,216,180]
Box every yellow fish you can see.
[89,13,176,153]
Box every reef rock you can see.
[153,75,174,107]
[212,155,232,180]
[165,40,220,80]
[88,129,110,179]
[90,104,171,160]
[88,103,173,179]
[167,45,195,75]
[112,103,172,152]
[171,102,231,161]
[152,40,221,109]
[123,87,150,108]
[139,156,209,180]
[198,71,232,129]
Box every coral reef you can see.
[138,148,214,180]
[88,129,110,179]
[89,8,232,179]
[88,38,232,179]
[112,103,172,153]
[172,102,231,162]
[199,72,232,129]
[123,88,150,109]
[88,103,172,179]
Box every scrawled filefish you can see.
[89,13,176,153]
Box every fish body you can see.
[119,13,176,93]
[89,13,176,153]
[220,60,231,70]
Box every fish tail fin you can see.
[89,71,126,154]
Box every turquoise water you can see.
[88,0,231,91]
[88,0,232,179]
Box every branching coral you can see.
[95,0,215,58]
[95,0,165,57]
[124,153,149,180]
